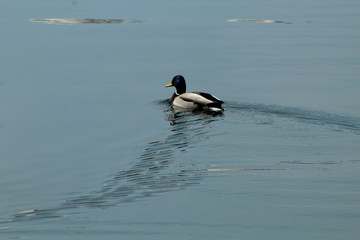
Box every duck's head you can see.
[165,75,186,94]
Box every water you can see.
[1,0,360,239]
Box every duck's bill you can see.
[165,83,173,87]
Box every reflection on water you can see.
[2,101,359,225]
[27,18,292,25]
[226,19,293,24]
[3,100,222,224]
[28,19,144,24]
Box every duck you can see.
[165,75,224,112]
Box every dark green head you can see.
[165,75,186,94]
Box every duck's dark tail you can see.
[206,102,224,113]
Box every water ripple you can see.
[225,102,360,134]
[2,101,221,224]
[3,101,358,225]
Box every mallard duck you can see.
[165,75,224,112]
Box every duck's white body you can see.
[172,93,199,109]
[172,92,223,112]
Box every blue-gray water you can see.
[1,0,360,239]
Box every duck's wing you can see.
[178,92,223,106]
[197,92,224,104]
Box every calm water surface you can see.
[1,0,360,239]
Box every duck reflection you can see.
[5,101,222,223]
